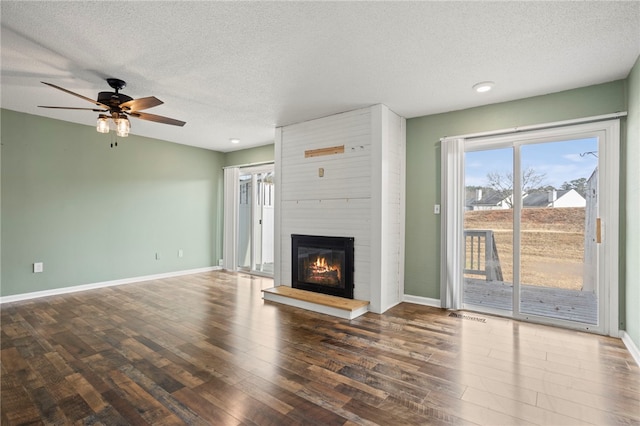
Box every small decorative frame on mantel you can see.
[304,145,345,158]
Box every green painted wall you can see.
[224,144,274,167]
[1,110,224,297]
[405,80,627,303]
[625,57,640,348]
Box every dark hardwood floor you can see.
[2,271,639,425]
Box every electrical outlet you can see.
[33,262,44,273]
[178,249,184,258]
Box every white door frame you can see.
[441,118,620,336]
[222,163,274,275]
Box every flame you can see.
[309,256,341,282]
[315,257,327,269]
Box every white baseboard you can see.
[403,294,441,308]
[0,266,221,304]
[378,299,403,314]
[621,331,640,367]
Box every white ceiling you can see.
[1,1,638,152]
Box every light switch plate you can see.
[33,262,44,273]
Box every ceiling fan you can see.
[39,78,186,141]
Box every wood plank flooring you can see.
[2,271,638,425]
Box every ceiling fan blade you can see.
[38,106,108,112]
[41,81,110,109]
[119,96,163,112]
[129,111,186,127]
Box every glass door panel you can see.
[237,173,253,272]
[518,138,598,325]
[253,171,274,274]
[463,148,514,313]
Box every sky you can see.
[465,137,598,189]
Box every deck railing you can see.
[464,230,503,282]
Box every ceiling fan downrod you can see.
[106,78,126,93]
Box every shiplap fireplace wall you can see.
[274,104,406,314]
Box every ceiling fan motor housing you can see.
[97,92,133,109]
[99,78,130,109]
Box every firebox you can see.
[291,234,354,299]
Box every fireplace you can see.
[291,234,354,299]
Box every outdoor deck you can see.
[464,278,597,324]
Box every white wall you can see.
[553,189,586,208]
[377,107,406,311]
[275,105,405,313]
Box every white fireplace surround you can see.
[274,104,406,314]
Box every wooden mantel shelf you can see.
[262,286,369,320]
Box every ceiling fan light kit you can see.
[96,114,110,133]
[39,78,186,141]
[115,115,130,137]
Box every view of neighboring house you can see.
[523,189,585,208]
[466,188,510,210]
[466,187,586,211]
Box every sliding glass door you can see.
[518,139,599,325]
[456,120,618,333]
[237,166,274,276]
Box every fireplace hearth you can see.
[291,234,354,299]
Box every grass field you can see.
[464,207,587,290]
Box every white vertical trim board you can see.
[274,127,283,285]
[223,167,240,271]
[380,106,405,312]
[398,116,407,301]
[369,104,384,312]
[601,120,620,336]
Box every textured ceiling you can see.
[1,1,639,152]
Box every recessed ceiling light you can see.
[230,138,240,144]
[472,81,495,93]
